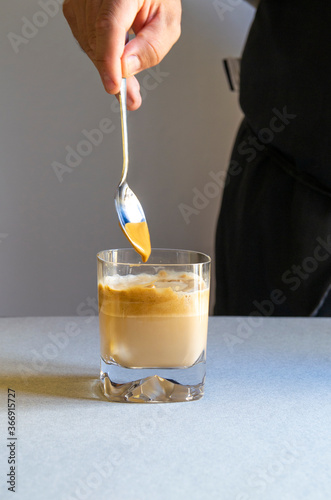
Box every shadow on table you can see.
[0,370,109,402]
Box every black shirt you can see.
[240,0,331,189]
[214,1,331,316]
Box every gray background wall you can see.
[0,0,254,316]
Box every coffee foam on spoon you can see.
[121,221,151,262]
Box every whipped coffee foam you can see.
[98,270,209,368]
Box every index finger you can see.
[94,0,139,94]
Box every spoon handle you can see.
[119,78,129,186]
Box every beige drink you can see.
[98,270,209,368]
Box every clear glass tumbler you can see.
[97,248,211,403]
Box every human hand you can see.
[63,0,182,110]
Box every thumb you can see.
[122,20,180,77]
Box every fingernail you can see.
[126,55,140,76]
[102,74,116,93]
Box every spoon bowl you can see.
[114,78,151,262]
[115,180,146,228]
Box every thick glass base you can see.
[100,356,205,403]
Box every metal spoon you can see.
[115,78,150,255]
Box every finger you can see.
[74,0,90,53]
[85,0,102,54]
[94,0,139,94]
[63,0,91,57]
[122,8,181,78]
[63,0,79,39]
[114,76,141,109]
[126,76,142,111]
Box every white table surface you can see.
[0,316,331,500]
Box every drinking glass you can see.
[97,248,211,403]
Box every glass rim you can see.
[96,248,211,266]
